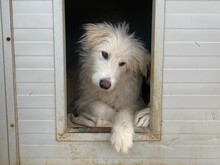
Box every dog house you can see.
[1,0,220,164]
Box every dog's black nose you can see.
[99,79,111,90]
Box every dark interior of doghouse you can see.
[65,0,152,132]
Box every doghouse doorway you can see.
[54,0,163,141]
[65,0,152,132]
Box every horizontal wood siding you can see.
[13,15,53,28]
[12,0,220,164]
[14,42,54,55]
[12,1,56,163]
[16,83,54,95]
[14,29,53,41]
[13,1,52,14]
[163,1,220,163]
[16,69,54,82]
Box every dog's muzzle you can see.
[99,79,111,90]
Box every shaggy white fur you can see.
[72,23,151,153]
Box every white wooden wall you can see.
[12,0,220,164]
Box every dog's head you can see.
[79,22,150,90]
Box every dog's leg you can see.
[89,101,116,121]
[73,101,116,127]
[110,107,134,153]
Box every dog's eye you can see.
[102,51,108,60]
[119,62,126,67]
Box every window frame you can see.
[54,0,164,141]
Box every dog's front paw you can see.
[110,124,134,153]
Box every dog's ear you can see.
[140,52,151,78]
[133,46,151,78]
[79,23,111,51]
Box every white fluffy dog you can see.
[72,23,150,153]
